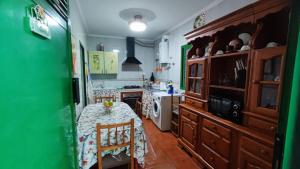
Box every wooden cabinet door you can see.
[186,58,207,99]
[88,51,105,74]
[239,150,272,169]
[180,115,198,150]
[104,52,118,74]
[249,46,286,118]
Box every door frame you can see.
[80,42,87,106]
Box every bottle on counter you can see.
[150,72,155,82]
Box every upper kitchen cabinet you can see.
[104,52,118,74]
[88,51,118,74]
[89,51,105,74]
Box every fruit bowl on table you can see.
[103,101,113,113]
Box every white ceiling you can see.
[76,0,213,40]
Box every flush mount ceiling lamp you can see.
[120,8,156,32]
[129,15,147,32]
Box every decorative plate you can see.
[194,12,206,29]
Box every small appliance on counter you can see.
[209,95,243,124]
[159,82,167,91]
[167,81,174,94]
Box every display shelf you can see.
[210,85,245,92]
[211,51,249,59]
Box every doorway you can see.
[80,43,87,106]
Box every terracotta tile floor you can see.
[143,118,202,169]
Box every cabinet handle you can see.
[252,80,259,84]
[209,157,214,161]
[269,126,275,131]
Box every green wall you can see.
[0,0,77,169]
[280,0,300,168]
[282,20,300,169]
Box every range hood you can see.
[122,37,142,65]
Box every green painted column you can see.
[280,0,300,168]
[282,27,300,169]
[0,0,77,169]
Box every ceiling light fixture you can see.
[129,15,147,32]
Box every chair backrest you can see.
[95,95,116,103]
[96,119,135,169]
[135,100,143,119]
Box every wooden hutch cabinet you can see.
[178,0,290,169]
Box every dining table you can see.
[77,102,148,169]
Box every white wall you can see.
[87,36,155,88]
[69,0,88,116]
[155,0,257,85]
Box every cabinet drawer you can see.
[201,128,230,159]
[181,108,198,122]
[185,97,204,109]
[245,116,276,136]
[241,136,273,163]
[200,144,230,169]
[203,119,231,140]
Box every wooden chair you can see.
[95,95,116,103]
[96,119,135,169]
[135,100,143,119]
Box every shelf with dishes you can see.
[209,85,245,92]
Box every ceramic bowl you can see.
[266,42,279,48]
[216,50,224,55]
[238,33,251,45]
[240,45,250,51]
[229,38,243,51]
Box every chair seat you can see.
[102,152,130,169]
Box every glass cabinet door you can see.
[250,47,286,118]
[186,59,206,99]
[189,63,197,77]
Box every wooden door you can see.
[104,52,118,74]
[249,46,286,118]
[180,115,197,150]
[89,51,105,74]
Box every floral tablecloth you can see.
[77,102,148,169]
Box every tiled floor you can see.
[91,117,202,169]
[143,118,202,169]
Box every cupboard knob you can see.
[209,157,214,161]
[269,126,275,131]
[252,80,259,84]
